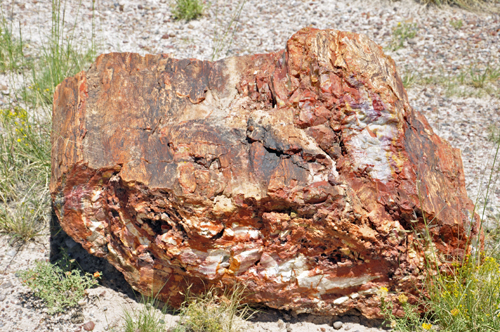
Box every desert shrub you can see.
[18,250,101,314]
[172,285,253,332]
[172,0,204,21]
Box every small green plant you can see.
[405,63,500,97]
[0,20,25,73]
[172,0,204,21]
[21,0,96,106]
[450,19,464,29]
[380,287,432,331]
[382,235,500,332]
[419,0,500,11]
[18,252,101,314]
[401,69,417,88]
[0,107,51,241]
[382,138,500,332]
[172,285,253,332]
[122,296,168,332]
[0,0,96,241]
[390,22,418,51]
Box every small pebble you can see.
[333,321,343,330]
[0,281,13,289]
[83,321,95,331]
[0,293,6,301]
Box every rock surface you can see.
[51,27,480,318]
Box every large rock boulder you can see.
[51,28,480,318]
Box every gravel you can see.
[0,0,499,331]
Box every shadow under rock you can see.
[249,305,385,329]
[49,211,137,301]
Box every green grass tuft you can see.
[0,107,51,241]
[172,285,254,332]
[419,0,500,11]
[172,0,204,21]
[450,19,464,29]
[122,296,168,332]
[382,140,500,332]
[0,0,96,241]
[390,21,418,51]
[400,63,500,97]
[0,20,25,73]
[21,0,96,107]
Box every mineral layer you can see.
[51,28,480,318]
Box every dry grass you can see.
[0,0,95,241]
[418,0,500,11]
[172,285,254,332]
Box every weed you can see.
[390,22,418,51]
[0,0,95,241]
[210,0,247,60]
[404,63,500,98]
[0,20,25,73]
[383,252,500,331]
[382,138,500,332]
[18,251,101,314]
[172,0,204,21]
[419,0,500,11]
[122,295,168,332]
[380,288,430,331]
[450,19,464,29]
[21,0,96,106]
[172,285,254,332]
[0,107,51,241]
[401,68,417,89]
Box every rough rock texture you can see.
[51,28,480,318]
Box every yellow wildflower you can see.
[377,286,389,298]
[451,308,459,316]
[398,294,408,304]
[422,323,432,330]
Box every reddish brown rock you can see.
[51,28,481,318]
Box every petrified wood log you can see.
[51,27,480,318]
